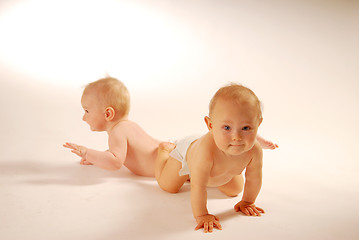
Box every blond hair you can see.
[209,83,262,120]
[83,77,130,118]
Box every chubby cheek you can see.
[245,134,257,148]
[86,118,98,130]
[213,131,231,149]
[91,121,102,130]
[247,132,256,141]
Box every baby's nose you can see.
[232,131,242,141]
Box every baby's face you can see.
[81,92,107,131]
[209,98,261,156]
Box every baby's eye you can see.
[224,126,231,131]
[242,126,251,131]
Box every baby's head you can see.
[81,77,130,130]
[209,83,262,122]
[206,83,263,155]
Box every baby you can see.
[63,77,160,177]
[155,83,271,232]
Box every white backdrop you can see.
[1,0,358,239]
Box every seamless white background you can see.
[0,0,358,239]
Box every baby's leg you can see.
[218,174,244,197]
[256,135,278,150]
[155,142,189,193]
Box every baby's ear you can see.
[258,117,263,126]
[105,107,115,121]
[204,116,212,130]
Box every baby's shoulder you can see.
[192,134,215,153]
[111,120,153,144]
[189,134,216,163]
[249,141,263,163]
[109,120,136,138]
[198,132,215,146]
[113,120,140,131]
[253,140,263,153]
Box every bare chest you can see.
[207,154,251,187]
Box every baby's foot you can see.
[158,142,176,153]
[257,135,278,150]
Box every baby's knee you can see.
[223,187,243,197]
[219,176,244,197]
[232,184,244,196]
[159,183,181,194]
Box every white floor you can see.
[1,136,358,240]
[1,0,359,239]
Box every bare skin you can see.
[257,135,278,149]
[64,91,160,177]
[156,98,266,233]
[65,86,276,179]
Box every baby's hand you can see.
[63,142,92,165]
[195,214,222,233]
[234,201,265,216]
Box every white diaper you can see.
[169,135,200,176]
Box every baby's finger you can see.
[81,159,92,165]
[242,207,250,216]
[63,143,71,149]
[194,222,204,231]
[204,222,208,233]
[252,207,261,216]
[71,150,82,157]
[208,221,213,232]
[256,207,265,213]
[214,220,222,230]
[65,143,77,149]
[247,207,256,216]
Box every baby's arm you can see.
[63,132,127,171]
[190,153,222,233]
[234,144,265,216]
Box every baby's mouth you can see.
[229,143,243,147]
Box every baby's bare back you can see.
[110,121,160,177]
